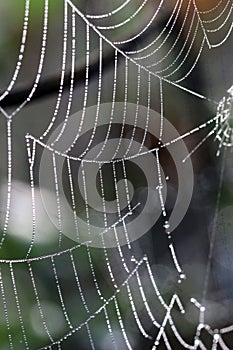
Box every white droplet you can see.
[179,272,186,280]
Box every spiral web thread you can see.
[0,0,232,348]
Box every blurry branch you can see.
[0,48,117,108]
[0,19,165,108]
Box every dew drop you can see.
[163,221,170,230]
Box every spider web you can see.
[0,0,232,349]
